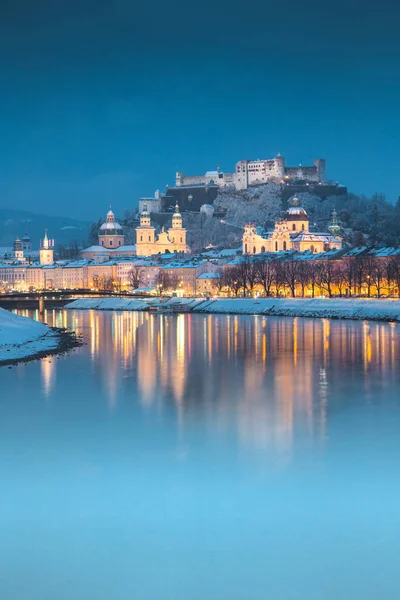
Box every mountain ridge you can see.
[0,207,91,247]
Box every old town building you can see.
[135,202,187,257]
[242,197,342,255]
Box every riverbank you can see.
[64,296,400,322]
[65,297,149,311]
[0,308,82,367]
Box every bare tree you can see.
[297,262,310,298]
[316,261,336,298]
[282,256,300,298]
[273,261,287,297]
[128,266,143,290]
[305,262,319,298]
[387,257,400,297]
[254,258,275,297]
[341,257,356,296]
[369,257,388,298]
[157,270,180,294]
[223,266,243,297]
[334,262,348,297]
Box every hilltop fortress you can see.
[175,155,326,191]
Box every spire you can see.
[328,206,341,236]
[174,201,180,214]
[291,196,300,207]
[43,229,49,249]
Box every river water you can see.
[1,309,400,600]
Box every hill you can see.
[0,208,90,248]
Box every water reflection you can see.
[16,309,400,458]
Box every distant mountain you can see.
[0,208,90,248]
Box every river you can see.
[1,309,400,600]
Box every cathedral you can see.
[243,197,342,255]
[135,202,187,256]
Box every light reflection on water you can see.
[1,309,400,600]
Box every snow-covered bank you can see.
[0,308,79,366]
[190,298,400,321]
[65,298,149,311]
[65,296,400,322]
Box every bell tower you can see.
[168,202,187,251]
[136,204,156,256]
[12,237,24,261]
[40,230,54,265]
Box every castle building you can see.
[98,209,125,249]
[138,190,162,214]
[39,230,55,265]
[242,198,342,255]
[175,155,327,191]
[135,202,188,257]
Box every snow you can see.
[65,298,149,311]
[0,308,59,365]
[190,298,400,321]
[64,296,400,322]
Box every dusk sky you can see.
[1,0,399,220]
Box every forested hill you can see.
[88,185,400,254]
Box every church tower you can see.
[328,207,341,236]
[12,237,24,261]
[22,231,32,252]
[135,204,156,256]
[40,230,54,265]
[168,202,187,250]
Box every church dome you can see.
[286,196,308,220]
[99,209,123,234]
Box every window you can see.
[119,240,121,246]
[261,246,265,253]
[140,236,143,242]
[275,242,278,252]
[110,240,113,246]
[292,224,296,231]
[253,246,256,254]
[148,236,151,241]
[245,243,248,254]
[180,237,182,243]
[283,241,287,251]
[302,224,305,231]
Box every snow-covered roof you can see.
[110,245,136,252]
[99,221,123,232]
[197,272,221,279]
[287,206,308,216]
[81,245,105,252]
[291,232,339,242]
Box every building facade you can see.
[135,202,187,257]
[175,155,327,191]
[243,198,342,255]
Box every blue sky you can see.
[0,0,399,219]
